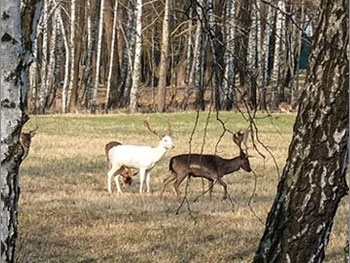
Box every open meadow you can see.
[17,112,347,262]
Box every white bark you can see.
[105,0,119,113]
[82,0,93,107]
[67,0,76,112]
[248,0,260,80]
[45,4,58,109]
[221,0,236,109]
[271,0,286,105]
[259,4,274,110]
[39,0,49,113]
[182,6,193,109]
[0,0,25,261]
[129,0,143,113]
[291,0,305,104]
[117,0,134,107]
[188,0,202,88]
[185,7,193,86]
[53,5,63,108]
[56,5,70,114]
[91,0,105,113]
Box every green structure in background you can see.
[299,37,312,69]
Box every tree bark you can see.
[57,5,70,114]
[38,0,50,114]
[129,0,143,113]
[105,0,119,113]
[156,0,170,112]
[67,0,76,112]
[0,0,29,261]
[245,0,257,110]
[80,0,93,108]
[91,0,105,114]
[221,0,236,110]
[270,0,285,110]
[259,3,274,111]
[21,0,42,112]
[254,0,349,261]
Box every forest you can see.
[22,0,315,114]
[2,0,348,262]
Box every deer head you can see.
[233,128,252,172]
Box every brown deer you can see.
[20,127,38,161]
[278,101,293,113]
[160,129,252,200]
[105,141,137,186]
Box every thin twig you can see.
[248,170,265,225]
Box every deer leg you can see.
[145,170,151,193]
[160,172,177,198]
[174,173,187,198]
[208,180,214,200]
[139,168,146,194]
[114,174,123,193]
[217,177,228,200]
[193,179,214,202]
[107,165,121,193]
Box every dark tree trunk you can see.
[254,0,348,262]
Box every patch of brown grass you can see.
[16,112,347,262]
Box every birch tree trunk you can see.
[45,6,58,110]
[271,0,286,110]
[81,0,93,108]
[116,0,134,108]
[1,0,28,261]
[156,0,169,112]
[254,0,348,261]
[188,0,202,89]
[181,6,193,110]
[195,25,207,111]
[39,0,49,114]
[129,0,143,113]
[57,5,70,114]
[51,6,63,109]
[207,0,221,111]
[105,0,119,113]
[188,0,205,110]
[91,0,105,114]
[291,0,305,107]
[259,4,274,111]
[221,0,236,110]
[247,0,259,110]
[67,0,76,112]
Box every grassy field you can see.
[17,112,347,262]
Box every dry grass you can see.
[16,112,347,262]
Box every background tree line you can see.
[2,0,347,261]
[22,0,317,114]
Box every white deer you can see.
[107,120,174,194]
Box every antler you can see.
[233,128,250,153]
[144,120,161,138]
[167,121,173,136]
